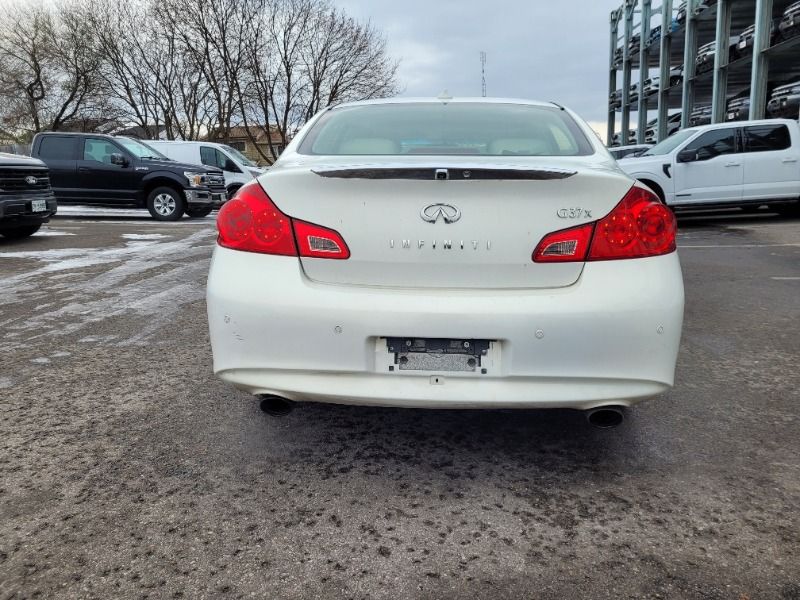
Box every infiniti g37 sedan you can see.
[207,98,684,425]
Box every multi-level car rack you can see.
[608,0,800,146]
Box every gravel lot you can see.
[1,207,799,599]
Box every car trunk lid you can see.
[261,156,633,289]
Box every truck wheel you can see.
[147,187,185,221]
[1,223,42,239]
[185,206,213,218]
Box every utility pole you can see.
[480,51,487,97]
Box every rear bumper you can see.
[0,194,57,229]
[207,248,685,409]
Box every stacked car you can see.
[768,80,800,118]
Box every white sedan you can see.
[207,97,684,427]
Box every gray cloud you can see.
[337,0,623,128]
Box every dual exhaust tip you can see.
[258,394,625,428]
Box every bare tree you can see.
[0,2,102,138]
[237,0,398,163]
[0,0,398,149]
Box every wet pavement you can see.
[1,208,799,599]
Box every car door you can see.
[77,138,139,202]
[741,123,798,200]
[36,136,79,198]
[672,127,743,205]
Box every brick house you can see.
[215,126,287,165]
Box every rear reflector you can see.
[217,180,349,259]
[533,185,676,262]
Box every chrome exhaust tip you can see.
[586,406,625,429]
[258,395,294,417]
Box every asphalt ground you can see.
[0,206,799,599]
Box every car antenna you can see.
[437,90,453,104]
[549,101,566,111]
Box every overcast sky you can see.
[337,0,623,133]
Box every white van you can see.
[146,141,267,195]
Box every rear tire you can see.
[147,187,185,221]
[185,205,213,218]
[227,184,242,198]
[0,223,41,239]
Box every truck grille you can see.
[206,174,226,188]
[0,169,51,195]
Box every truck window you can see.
[83,139,121,164]
[684,128,736,160]
[38,136,76,160]
[743,124,790,153]
[200,146,226,169]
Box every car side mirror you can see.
[224,158,241,173]
[110,153,128,167]
[676,149,697,163]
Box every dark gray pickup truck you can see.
[0,152,57,239]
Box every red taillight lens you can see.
[217,181,297,255]
[532,222,594,262]
[588,186,676,260]
[532,185,676,263]
[293,219,350,259]
[216,180,349,259]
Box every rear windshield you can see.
[298,103,595,156]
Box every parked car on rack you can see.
[675,0,715,24]
[0,152,57,239]
[641,70,681,97]
[146,141,267,197]
[628,33,641,55]
[778,1,800,39]
[647,19,680,47]
[689,105,712,126]
[696,38,738,74]
[608,144,653,160]
[726,95,750,121]
[617,119,800,213]
[736,20,781,55]
[613,47,623,67]
[629,82,640,104]
[31,132,227,221]
[208,97,683,424]
[644,113,682,143]
[609,89,623,110]
[612,129,637,146]
[767,80,800,118]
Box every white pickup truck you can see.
[617,118,800,213]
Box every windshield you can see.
[118,137,168,160]
[221,145,257,167]
[640,129,697,156]
[298,102,595,156]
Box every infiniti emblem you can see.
[25,175,38,185]
[420,203,461,224]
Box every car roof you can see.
[330,97,558,110]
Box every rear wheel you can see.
[185,205,213,218]
[147,187,185,221]
[227,184,242,198]
[1,223,41,239]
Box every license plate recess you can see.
[386,337,492,373]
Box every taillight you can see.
[293,219,350,259]
[532,222,594,262]
[216,180,349,259]
[532,185,676,263]
[588,186,676,260]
